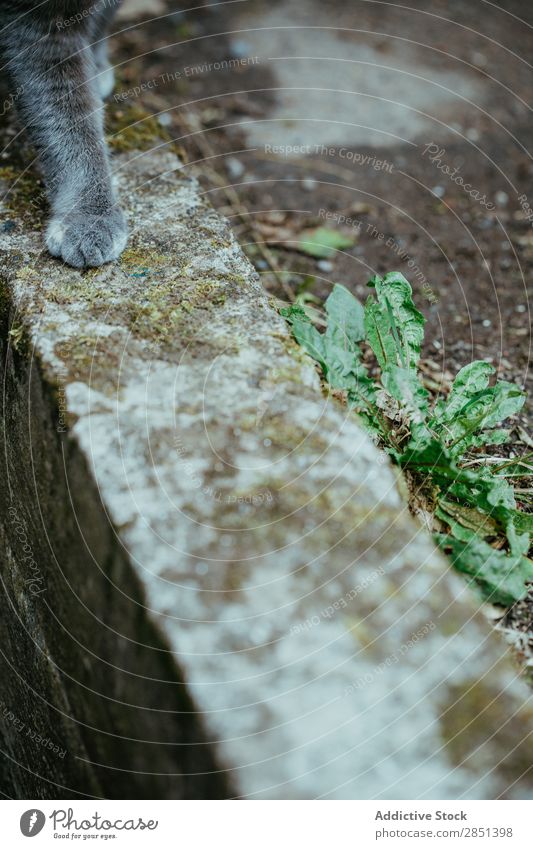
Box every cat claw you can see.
[46,209,128,268]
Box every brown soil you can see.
[112,0,532,636]
[113,0,531,413]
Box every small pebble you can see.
[317,260,333,272]
[482,319,492,327]
[495,190,509,206]
[157,112,172,127]
[230,39,252,59]
[432,185,445,198]
[302,177,317,191]
[226,157,245,179]
[516,304,526,313]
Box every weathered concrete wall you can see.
[1,136,532,798]
[0,299,230,800]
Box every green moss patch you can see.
[0,165,47,227]
[106,104,173,153]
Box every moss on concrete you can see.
[0,165,46,227]
[440,679,533,785]
[106,103,174,153]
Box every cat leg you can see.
[90,1,123,100]
[1,21,127,268]
[93,39,115,100]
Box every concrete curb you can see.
[0,146,532,799]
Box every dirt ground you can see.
[109,0,533,655]
[113,0,531,416]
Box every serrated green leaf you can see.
[282,309,327,371]
[467,429,510,448]
[444,473,516,534]
[438,361,494,422]
[431,360,525,458]
[281,271,532,610]
[437,499,499,538]
[281,300,375,408]
[401,440,524,539]
[435,532,533,605]
[483,473,517,510]
[382,364,430,423]
[374,272,425,369]
[323,345,363,384]
[298,227,356,258]
[325,284,365,349]
[400,439,458,479]
[509,509,533,535]
[323,344,376,408]
[364,272,425,373]
[364,297,398,370]
[506,521,530,558]
[279,304,309,323]
[435,508,483,543]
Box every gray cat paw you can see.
[46,209,128,268]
